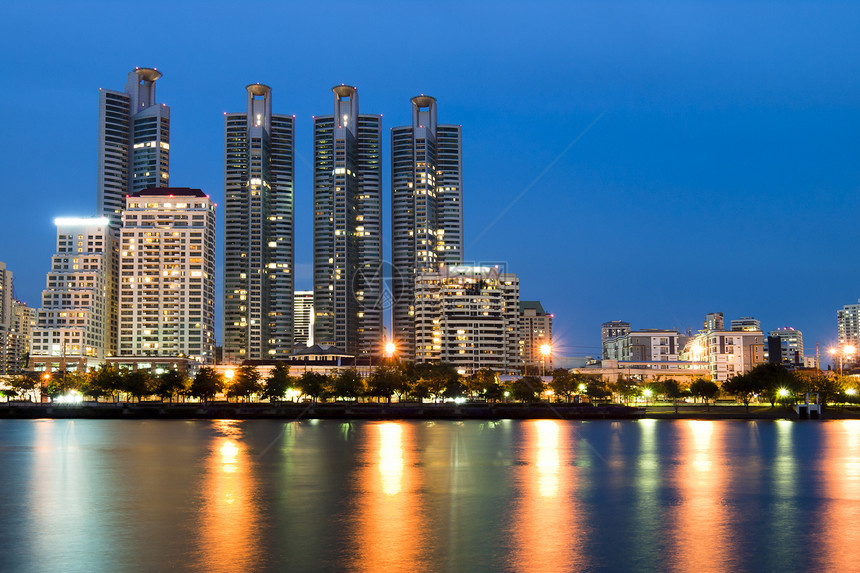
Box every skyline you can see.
[2,1,859,360]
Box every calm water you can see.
[1,418,859,572]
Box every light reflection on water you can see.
[2,419,860,572]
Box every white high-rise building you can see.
[768,327,804,367]
[391,96,462,359]
[312,85,382,356]
[29,217,117,372]
[520,301,553,372]
[414,266,519,375]
[0,262,12,336]
[293,290,314,349]
[119,188,215,364]
[837,299,860,353]
[98,68,170,227]
[223,84,295,362]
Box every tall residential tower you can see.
[97,68,170,226]
[223,85,295,362]
[312,85,382,356]
[391,96,462,359]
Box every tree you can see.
[722,374,760,412]
[123,369,153,402]
[190,367,224,403]
[442,375,467,401]
[263,362,292,403]
[367,366,402,404]
[689,378,720,411]
[332,369,365,401]
[297,371,328,403]
[662,378,683,414]
[155,369,188,403]
[510,376,543,403]
[227,365,262,402]
[409,378,431,402]
[89,363,124,403]
[747,363,800,407]
[611,377,640,405]
[549,369,577,403]
[583,376,611,402]
[811,375,846,409]
[2,375,38,401]
[466,369,496,398]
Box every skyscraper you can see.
[312,85,382,356]
[391,96,462,359]
[223,85,295,363]
[97,68,170,226]
[293,290,314,349]
[119,188,216,364]
[29,217,117,373]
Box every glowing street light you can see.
[539,343,551,378]
[830,345,856,377]
[777,388,790,398]
[224,369,235,380]
[384,342,397,362]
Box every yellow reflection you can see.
[378,423,404,495]
[347,422,427,572]
[817,420,860,570]
[668,420,737,571]
[510,420,582,571]
[192,426,260,573]
[535,419,560,497]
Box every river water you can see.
[1,418,859,572]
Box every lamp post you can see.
[385,342,397,364]
[830,344,856,377]
[539,343,551,379]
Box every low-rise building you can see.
[520,301,552,372]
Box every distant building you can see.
[312,85,383,357]
[683,328,766,382]
[601,320,630,358]
[119,188,216,364]
[704,312,725,331]
[98,68,170,227]
[223,84,295,363]
[29,217,117,373]
[603,329,685,363]
[414,266,520,375]
[520,301,552,372]
[731,317,761,332]
[293,290,314,349]
[767,327,804,368]
[837,299,860,357]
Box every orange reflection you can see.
[668,420,737,572]
[192,421,260,572]
[347,422,428,571]
[509,420,582,571]
[816,420,860,570]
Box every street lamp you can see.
[830,345,856,377]
[385,342,397,363]
[539,343,551,379]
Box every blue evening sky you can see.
[1,1,858,361]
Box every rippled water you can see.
[1,419,859,572]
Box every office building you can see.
[837,299,860,357]
[391,96,463,358]
[767,327,804,368]
[118,188,215,364]
[414,266,519,375]
[731,317,761,332]
[520,301,552,372]
[312,85,382,356]
[601,320,630,358]
[704,312,725,331]
[29,217,117,372]
[293,290,314,349]
[97,67,170,226]
[603,329,685,363]
[223,84,295,362]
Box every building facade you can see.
[520,301,552,372]
[603,329,685,363]
[767,327,804,367]
[601,320,630,359]
[119,188,215,364]
[413,266,519,375]
[683,328,766,382]
[223,84,295,362]
[29,218,117,372]
[98,68,170,227]
[391,96,463,359]
[837,299,860,356]
[312,85,382,356]
[730,316,761,332]
[293,290,314,349]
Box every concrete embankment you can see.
[0,402,644,421]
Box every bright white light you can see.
[55,391,83,404]
[847,388,857,396]
[454,397,466,404]
[54,217,110,227]
[778,388,790,397]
